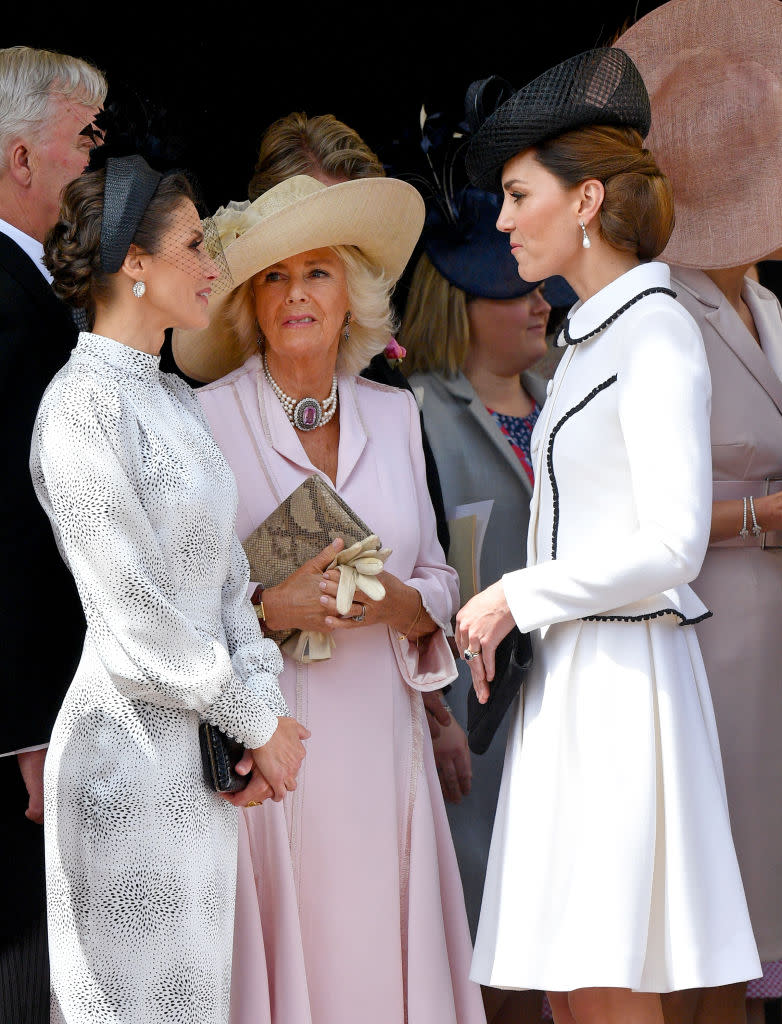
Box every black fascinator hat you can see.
[390,104,575,307]
[425,187,575,306]
[465,48,651,190]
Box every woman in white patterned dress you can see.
[30,155,308,1024]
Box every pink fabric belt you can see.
[710,478,782,549]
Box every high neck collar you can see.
[559,262,672,346]
[76,331,161,378]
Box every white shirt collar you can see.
[0,217,53,283]
[565,261,671,342]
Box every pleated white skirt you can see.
[471,616,761,993]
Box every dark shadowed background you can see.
[6,2,669,207]
[6,1,780,300]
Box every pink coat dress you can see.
[198,354,486,1024]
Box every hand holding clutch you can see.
[328,535,392,613]
[243,476,391,663]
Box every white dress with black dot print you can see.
[31,332,287,1024]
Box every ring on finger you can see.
[351,604,367,623]
[463,647,481,662]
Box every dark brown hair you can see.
[248,112,385,200]
[44,169,195,322]
[534,125,674,260]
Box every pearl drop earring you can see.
[579,221,591,250]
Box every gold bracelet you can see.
[398,593,424,641]
[251,585,266,623]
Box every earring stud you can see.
[579,221,591,250]
[132,281,146,298]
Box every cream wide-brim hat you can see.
[172,174,425,383]
[617,0,782,270]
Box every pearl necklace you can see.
[262,351,338,431]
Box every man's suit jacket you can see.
[0,232,85,937]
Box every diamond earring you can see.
[579,221,591,250]
[132,281,146,298]
[343,311,352,342]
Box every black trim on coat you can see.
[583,608,713,626]
[544,372,712,628]
[547,375,618,559]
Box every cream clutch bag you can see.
[242,475,390,661]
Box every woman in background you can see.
[620,4,782,1021]
[403,184,574,1024]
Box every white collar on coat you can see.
[561,261,671,344]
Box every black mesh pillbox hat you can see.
[465,48,652,190]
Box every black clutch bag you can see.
[198,721,249,794]
[466,627,533,755]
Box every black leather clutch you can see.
[198,721,249,793]
[466,627,533,755]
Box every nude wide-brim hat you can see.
[172,174,425,383]
[617,0,782,270]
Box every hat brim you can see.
[618,0,782,268]
[173,177,424,383]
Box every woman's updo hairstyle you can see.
[534,125,674,260]
[44,168,195,324]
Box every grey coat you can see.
[408,368,547,937]
[409,370,547,591]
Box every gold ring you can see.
[246,801,260,808]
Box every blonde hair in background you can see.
[248,112,385,200]
[0,46,107,171]
[225,244,397,377]
[399,253,471,377]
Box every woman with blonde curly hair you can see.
[173,174,486,1024]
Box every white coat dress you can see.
[30,333,288,1024]
[470,262,761,993]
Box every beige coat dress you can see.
[671,267,782,964]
